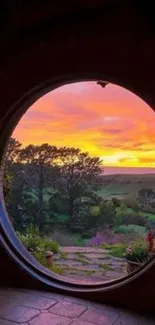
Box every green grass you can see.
[49,264,65,275]
[139,211,155,222]
[114,225,146,236]
[33,251,46,266]
[40,238,59,253]
[74,256,90,265]
[76,252,86,259]
[60,252,68,260]
[33,251,65,275]
[123,207,155,221]
[99,263,110,271]
[87,270,95,276]
[102,243,128,258]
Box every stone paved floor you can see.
[0,288,154,324]
[54,247,126,283]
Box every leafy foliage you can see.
[115,224,146,236]
[125,240,150,263]
[137,188,155,207]
[17,225,59,254]
[5,138,103,234]
[102,243,128,258]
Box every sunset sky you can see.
[13,81,155,173]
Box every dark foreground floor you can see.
[0,288,154,324]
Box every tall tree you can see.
[137,188,155,207]
[4,137,21,165]
[3,137,22,205]
[18,143,58,231]
[57,147,103,223]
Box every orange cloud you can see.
[13,81,155,168]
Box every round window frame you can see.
[1,77,155,293]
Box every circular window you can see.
[3,81,155,285]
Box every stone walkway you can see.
[0,288,154,324]
[54,247,126,283]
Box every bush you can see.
[51,230,77,246]
[102,243,128,258]
[123,214,146,227]
[115,224,146,236]
[33,251,64,274]
[86,227,125,246]
[122,195,139,210]
[113,204,127,226]
[17,225,41,252]
[40,238,59,254]
[111,197,120,207]
[17,225,59,254]
[125,240,149,263]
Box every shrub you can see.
[115,225,146,236]
[17,225,59,254]
[51,230,78,246]
[123,214,146,227]
[102,243,128,258]
[125,240,149,263]
[113,204,127,226]
[122,195,139,210]
[17,225,41,252]
[111,197,120,207]
[40,238,59,254]
[86,228,125,246]
[33,251,46,265]
[33,251,64,274]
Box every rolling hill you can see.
[98,174,155,199]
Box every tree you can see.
[137,188,155,207]
[4,137,21,165]
[4,138,104,235]
[3,137,22,209]
[113,203,127,226]
[96,200,116,227]
[57,147,103,225]
[3,170,12,204]
[17,144,58,231]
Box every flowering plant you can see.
[125,230,154,264]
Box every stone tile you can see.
[29,312,72,325]
[0,289,27,303]
[39,292,65,300]
[20,294,57,310]
[18,289,65,300]
[0,305,40,323]
[0,320,28,325]
[72,320,96,325]
[49,301,87,318]
[60,247,105,254]
[80,308,119,325]
[63,296,88,306]
[64,297,120,314]
[115,312,155,325]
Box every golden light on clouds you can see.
[13,81,155,170]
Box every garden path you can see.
[54,247,126,283]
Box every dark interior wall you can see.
[1,0,155,312]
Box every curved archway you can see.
[1,0,155,311]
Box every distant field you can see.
[26,173,155,223]
[98,173,155,199]
[115,207,155,222]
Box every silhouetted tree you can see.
[18,144,59,231]
[57,147,103,225]
[137,188,155,207]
